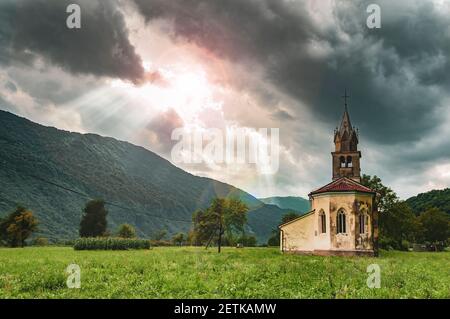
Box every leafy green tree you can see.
[151,229,168,241]
[237,234,257,247]
[191,198,248,252]
[79,199,108,238]
[223,198,248,245]
[172,232,185,246]
[32,237,49,246]
[361,174,400,252]
[418,208,450,250]
[117,224,136,238]
[187,229,199,246]
[191,209,215,245]
[380,201,420,249]
[0,206,38,247]
[361,174,399,214]
[267,230,280,247]
[207,198,227,253]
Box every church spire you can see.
[332,90,361,182]
[339,89,352,135]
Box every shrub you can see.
[172,232,185,246]
[267,234,279,247]
[32,237,49,246]
[117,224,136,238]
[379,237,397,250]
[236,235,258,247]
[400,240,410,251]
[56,239,76,246]
[73,237,151,250]
[149,239,171,247]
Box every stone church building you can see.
[279,99,378,256]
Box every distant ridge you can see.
[406,188,450,215]
[0,110,290,243]
[259,196,310,214]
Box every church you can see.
[279,96,378,256]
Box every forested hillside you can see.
[259,196,310,213]
[0,110,290,242]
[406,189,450,215]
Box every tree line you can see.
[361,174,450,251]
[0,197,256,249]
[1,175,448,250]
[77,198,256,249]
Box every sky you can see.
[1,0,450,200]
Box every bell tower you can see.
[332,90,361,182]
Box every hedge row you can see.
[73,237,151,250]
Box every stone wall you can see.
[280,192,375,255]
[280,211,316,252]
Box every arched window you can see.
[346,156,353,168]
[359,214,369,234]
[340,156,346,168]
[319,211,326,234]
[337,210,346,234]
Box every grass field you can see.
[0,247,449,298]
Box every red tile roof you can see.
[309,177,375,196]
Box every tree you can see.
[237,234,257,247]
[223,198,248,246]
[151,229,167,241]
[361,174,400,252]
[32,237,49,246]
[172,232,185,246]
[267,212,299,246]
[79,199,108,237]
[209,198,227,253]
[191,197,249,252]
[187,229,199,246]
[379,201,420,249]
[191,208,218,246]
[0,206,38,247]
[267,230,280,247]
[418,208,450,250]
[361,174,398,214]
[117,224,136,238]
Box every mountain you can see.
[406,188,450,215]
[0,110,290,243]
[259,196,310,213]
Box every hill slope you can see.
[259,196,310,213]
[0,110,289,243]
[406,188,450,215]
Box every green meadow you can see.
[0,247,448,298]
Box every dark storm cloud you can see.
[0,0,145,83]
[132,0,314,64]
[131,0,450,145]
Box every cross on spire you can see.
[341,89,350,108]
[338,89,352,132]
